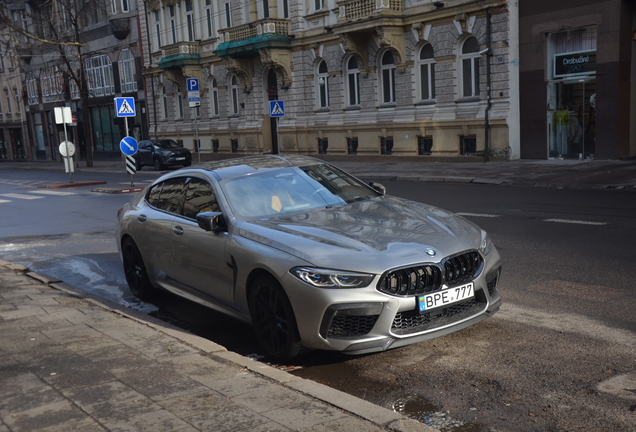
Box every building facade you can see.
[519,0,635,160]
[3,0,148,163]
[142,0,519,159]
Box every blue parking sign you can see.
[186,78,199,92]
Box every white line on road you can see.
[456,212,501,218]
[544,218,608,226]
[0,193,44,200]
[0,199,10,203]
[28,190,76,196]
[497,303,636,349]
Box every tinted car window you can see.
[182,177,219,219]
[154,140,180,149]
[148,177,186,214]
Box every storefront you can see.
[519,0,635,160]
[545,26,596,159]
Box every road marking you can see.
[0,199,10,203]
[544,218,608,226]
[456,212,501,218]
[28,190,76,196]
[497,303,635,349]
[0,193,44,200]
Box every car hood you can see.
[236,196,483,272]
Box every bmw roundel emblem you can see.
[425,248,436,256]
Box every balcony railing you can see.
[222,18,290,43]
[162,41,201,59]
[338,0,402,22]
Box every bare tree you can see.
[0,0,108,166]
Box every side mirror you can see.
[369,182,386,195]
[196,211,226,232]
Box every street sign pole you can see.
[54,107,74,183]
[115,97,137,186]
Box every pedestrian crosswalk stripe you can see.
[0,199,10,203]
[0,193,44,200]
[28,190,76,196]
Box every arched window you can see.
[317,60,329,108]
[161,85,168,119]
[418,44,435,101]
[176,85,184,118]
[230,75,240,114]
[210,78,219,117]
[118,49,137,93]
[380,51,396,104]
[461,37,480,98]
[346,56,360,107]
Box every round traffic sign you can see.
[58,141,75,157]
[71,115,77,123]
[120,136,138,156]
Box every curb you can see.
[3,264,439,432]
[38,180,107,189]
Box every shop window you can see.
[231,139,238,153]
[318,138,328,154]
[212,139,219,152]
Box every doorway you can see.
[546,78,595,159]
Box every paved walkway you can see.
[2,156,636,191]
[0,261,437,432]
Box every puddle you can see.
[292,361,484,432]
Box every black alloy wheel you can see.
[122,238,153,300]
[153,158,164,171]
[249,275,303,360]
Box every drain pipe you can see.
[484,9,491,162]
[142,0,159,139]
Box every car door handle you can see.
[173,226,184,236]
[137,215,147,222]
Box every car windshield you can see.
[154,140,180,149]
[221,164,378,218]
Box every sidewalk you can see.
[2,156,636,191]
[0,260,437,432]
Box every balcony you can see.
[337,0,402,23]
[215,18,291,59]
[158,41,201,70]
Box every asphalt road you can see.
[1,170,635,431]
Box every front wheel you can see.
[153,158,164,171]
[122,238,153,300]
[249,275,303,361]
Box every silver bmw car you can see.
[116,155,502,360]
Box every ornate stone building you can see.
[141,0,519,159]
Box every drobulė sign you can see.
[553,50,596,78]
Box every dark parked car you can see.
[134,139,192,171]
[116,155,502,360]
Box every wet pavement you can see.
[0,261,437,432]
[1,155,636,192]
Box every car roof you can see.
[197,155,326,180]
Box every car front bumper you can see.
[281,249,502,354]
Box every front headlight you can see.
[479,230,493,255]
[291,267,375,288]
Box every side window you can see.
[147,182,163,207]
[182,177,219,219]
[154,177,186,214]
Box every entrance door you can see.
[267,69,279,154]
[547,78,596,159]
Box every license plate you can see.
[175,157,185,161]
[418,283,474,312]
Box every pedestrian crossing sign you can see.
[115,97,136,117]
[269,100,285,117]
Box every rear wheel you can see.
[122,238,153,300]
[249,275,303,360]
